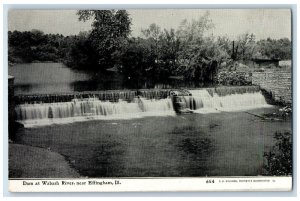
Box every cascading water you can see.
[184,90,218,111]
[14,87,272,127]
[183,89,271,113]
[15,97,175,127]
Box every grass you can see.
[9,143,80,178]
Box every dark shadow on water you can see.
[83,141,125,177]
[169,125,215,176]
[14,84,34,94]
[71,80,99,91]
[179,138,212,156]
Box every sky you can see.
[8,9,292,40]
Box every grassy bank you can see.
[9,143,80,178]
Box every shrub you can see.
[216,71,252,86]
[263,131,292,176]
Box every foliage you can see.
[8,30,65,63]
[64,31,99,69]
[216,34,292,61]
[216,71,252,86]
[118,26,180,87]
[140,24,181,81]
[217,36,232,58]
[77,10,131,71]
[119,37,155,88]
[235,33,257,60]
[156,29,181,79]
[257,38,292,60]
[175,12,229,84]
[263,131,292,176]
[8,10,292,87]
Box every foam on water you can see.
[184,90,272,113]
[15,97,175,127]
[15,88,273,127]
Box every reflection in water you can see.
[71,80,98,92]
[9,63,94,94]
[13,84,34,93]
[9,63,213,95]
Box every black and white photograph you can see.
[7,8,293,191]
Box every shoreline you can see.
[9,143,81,179]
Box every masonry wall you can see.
[252,70,292,104]
[8,76,15,118]
[8,76,15,139]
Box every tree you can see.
[120,38,155,88]
[141,23,161,41]
[141,24,181,81]
[217,35,232,59]
[156,29,181,79]
[176,11,214,43]
[235,33,257,60]
[64,32,98,69]
[257,38,291,60]
[8,30,64,63]
[77,10,132,71]
[175,12,228,84]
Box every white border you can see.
[1,0,299,199]
[9,177,292,192]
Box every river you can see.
[9,62,292,178]
[9,62,202,95]
[13,107,291,177]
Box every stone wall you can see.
[8,76,15,117]
[8,76,15,139]
[252,70,292,104]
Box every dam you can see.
[14,86,271,127]
[11,85,287,177]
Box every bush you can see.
[263,131,292,176]
[216,71,252,86]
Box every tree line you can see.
[8,10,292,86]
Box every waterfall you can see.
[183,89,271,113]
[14,87,272,127]
[15,90,169,104]
[15,97,175,127]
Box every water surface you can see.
[9,63,94,94]
[13,108,291,177]
[9,62,206,95]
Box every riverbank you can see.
[9,143,80,178]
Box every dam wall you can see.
[12,85,271,127]
[14,86,261,104]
